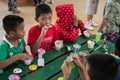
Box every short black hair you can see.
[87,54,118,80]
[3,15,24,34]
[115,37,120,57]
[35,4,52,18]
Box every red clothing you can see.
[27,25,59,57]
[55,4,87,42]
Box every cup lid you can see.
[73,44,81,49]
[29,64,38,71]
[13,68,22,74]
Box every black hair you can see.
[115,36,120,57]
[87,54,118,80]
[3,15,24,34]
[35,4,52,19]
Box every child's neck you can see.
[6,36,19,47]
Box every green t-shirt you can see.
[0,38,26,72]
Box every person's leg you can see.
[50,0,54,4]
[8,0,12,11]
[90,0,99,26]
[34,0,37,5]
[85,0,94,30]
[87,15,93,22]
[38,0,42,3]
[12,0,21,13]
[42,0,46,3]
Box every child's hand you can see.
[73,15,78,27]
[41,26,48,36]
[61,60,71,80]
[15,53,28,61]
[70,53,85,70]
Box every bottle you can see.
[37,48,46,66]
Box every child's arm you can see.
[58,27,79,42]
[30,26,48,54]
[71,54,90,80]
[0,53,28,69]
[78,20,87,31]
[61,60,72,80]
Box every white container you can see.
[38,58,44,66]
[83,30,90,37]
[54,40,63,50]
[87,40,95,49]
[73,44,81,54]
[24,55,32,65]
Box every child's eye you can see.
[49,17,52,20]
[41,18,45,20]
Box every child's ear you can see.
[35,17,38,22]
[9,31,15,37]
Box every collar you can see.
[3,36,21,48]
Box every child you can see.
[61,53,118,80]
[0,15,28,73]
[55,4,89,42]
[27,4,59,57]
[112,36,120,80]
[8,0,21,13]
[115,36,120,57]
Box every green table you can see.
[0,35,115,80]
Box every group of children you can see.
[0,3,88,72]
[0,2,120,80]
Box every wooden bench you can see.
[0,35,114,80]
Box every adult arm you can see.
[98,18,107,32]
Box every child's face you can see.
[13,22,25,39]
[35,13,52,27]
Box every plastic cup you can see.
[24,55,32,65]
[73,44,81,54]
[87,40,95,49]
[95,32,102,43]
[83,30,90,37]
[54,40,63,50]
[66,56,75,69]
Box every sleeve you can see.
[21,39,26,47]
[78,20,87,34]
[27,28,38,45]
[103,2,115,20]
[0,42,8,60]
[58,27,79,42]
[21,39,26,52]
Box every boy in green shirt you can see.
[0,15,28,73]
